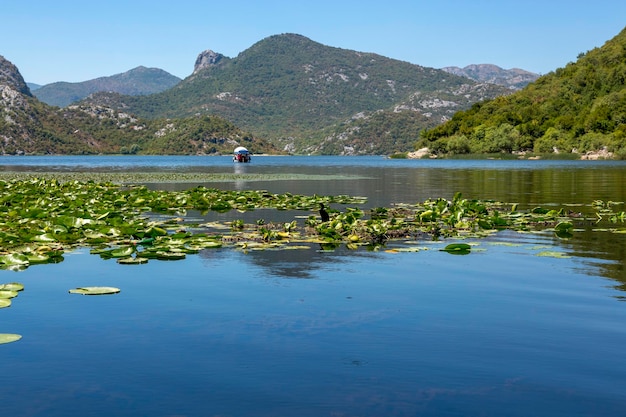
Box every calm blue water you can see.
[1,156,626,417]
[1,154,625,170]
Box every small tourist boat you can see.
[233,146,251,163]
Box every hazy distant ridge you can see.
[441,64,540,90]
[33,66,181,107]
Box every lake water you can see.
[1,156,626,417]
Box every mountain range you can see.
[2,29,623,157]
[441,64,539,90]
[0,54,277,155]
[32,66,181,107]
[79,33,511,154]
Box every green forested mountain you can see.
[83,33,510,154]
[0,55,278,155]
[9,27,623,157]
[418,27,626,159]
[33,66,182,107]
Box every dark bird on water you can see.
[319,203,330,222]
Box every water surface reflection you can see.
[1,156,626,417]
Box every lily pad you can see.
[69,286,121,295]
[0,253,30,266]
[0,290,19,299]
[0,299,11,308]
[110,246,136,258]
[554,221,574,238]
[155,252,186,260]
[0,334,22,344]
[441,243,472,255]
[25,253,50,263]
[117,257,149,265]
[0,283,24,292]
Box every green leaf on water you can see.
[110,246,135,258]
[0,253,30,266]
[0,290,19,299]
[117,257,149,265]
[0,282,24,292]
[32,233,57,242]
[25,253,51,264]
[155,252,186,260]
[98,245,136,259]
[554,221,574,238]
[0,299,12,308]
[69,286,121,295]
[0,334,22,344]
[441,243,472,255]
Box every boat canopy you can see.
[234,146,249,154]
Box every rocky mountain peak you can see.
[193,50,224,74]
[0,55,32,96]
[441,64,539,90]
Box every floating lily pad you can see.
[32,233,57,242]
[0,299,11,308]
[117,257,149,265]
[110,246,136,258]
[441,243,472,255]
[554,221,574,238]
[0,290,19,299]
[0,283,24,292]
[0,334,22,344]
[0,253,30,266]
[25,253,51,264]
[155,252,186,260]
[69,287,121,295]
[200,241,222,249]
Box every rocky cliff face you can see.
[441,64,539,90]
[193,50,225,74]
[1,55,101,155]
[0,55,32,96]
[1,55,33,129]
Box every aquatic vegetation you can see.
[0,178,624,269]
[0,282,23,297]
[441,243,472,255]
[0,282,24,343]
[0,334,21,344]
[68,287,121,295]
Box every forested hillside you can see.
[0,55,278,155]
[418,27,626,159]
[83,34,510,154]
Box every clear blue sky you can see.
[3,0,625,85]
